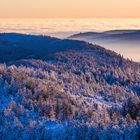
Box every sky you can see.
[0,0,140,18]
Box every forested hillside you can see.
[0,33,140,140]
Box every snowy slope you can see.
[0,33,140,140]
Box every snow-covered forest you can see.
[0,33,140,140]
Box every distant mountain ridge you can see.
[69,30,140,62]
[69,30,140,41]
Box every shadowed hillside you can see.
[0,33,91,62]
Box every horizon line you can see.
[0,17,140,19]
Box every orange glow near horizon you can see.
[0,0,140,18]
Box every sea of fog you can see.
[0,18,140,61]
